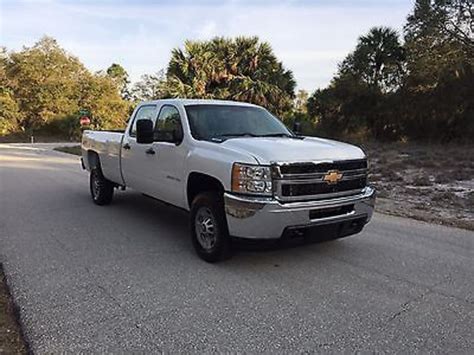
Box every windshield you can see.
[185,104,293,141]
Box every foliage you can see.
[5,37,87,132]
[131,70,166,102]
[308,76,401,141]
[106,63,130,99]
[308,27,406,140]
[1,36,131,139]
[307,1,473,142]
[401,0,474,141]
[339,27,405,92]
[77,72,132,130]
[2,3,472,144]
[0,89,23,135]
[161,37,296,115]
[405,0,473,56]
[294,90,309,114]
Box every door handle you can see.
[145,148,155,155]
[123,143,131,150]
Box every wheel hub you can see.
[195,207,217,250]
[92,172,100,198]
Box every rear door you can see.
[121,104,158,191]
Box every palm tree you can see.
[340,27,405,92]
[162,37,296,115]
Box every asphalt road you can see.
[0,143,473,353]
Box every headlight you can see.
[231,163,273,195]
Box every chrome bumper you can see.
[224,187,376,239]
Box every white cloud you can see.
[1,0,413,91]
[196,21,218,39]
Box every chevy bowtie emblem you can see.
[323,170,343,184]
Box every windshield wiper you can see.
[217,133,260,138]
[258,133,295,138]
[215,132,301,140]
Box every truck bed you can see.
[82,130,125,185]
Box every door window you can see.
[154,105,183,144]
[129,105,156,137]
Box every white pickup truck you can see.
[81,99,375,262]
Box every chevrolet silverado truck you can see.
[81,99,375,262]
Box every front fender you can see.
[183,142,258,205]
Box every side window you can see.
[129,105,156,137]
[154,106,183,144]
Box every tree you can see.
[438,0,473,54]
[294,90,309,113]
[0,89,23,135]
[106,63,130,99]
[0,48,22,134]
[404,0,473,87]
[162,36,296,115]
[307,76,400,140]
[306,1,473,142]
[5,36,87,132]
[307,27,406,140]
[131,70,165,101]
[405,0,473,55]
[403,0,474,141]
[339,27,405,92]
[2,37,131,138]
[78,72,132,130]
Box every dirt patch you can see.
[361,142,474,230]
[0,266,27,354]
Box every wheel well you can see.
[87,150,100,169]
[187,172,224,208]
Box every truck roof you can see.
[140,98,259,108]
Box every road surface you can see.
[0,143,473,353]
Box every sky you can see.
[0,0,414,91]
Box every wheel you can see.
[90,166,114,205]
[190,191,231,262]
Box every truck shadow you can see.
[111,191,347,260]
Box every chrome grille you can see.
[273,159,368,202]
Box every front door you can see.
[147,105,187,208]
[121,104,158,193]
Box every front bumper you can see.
[224,186,376,239]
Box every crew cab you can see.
[81,99,375,262]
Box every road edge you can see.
[0,263,31,355]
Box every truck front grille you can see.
[281,177,367,196]
[279,160,367,175]
[273,159,368,202]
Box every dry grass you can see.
[360,142,474,230]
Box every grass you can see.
[54,145,81,156]
[0,132,77,144]
[0,266,27,354]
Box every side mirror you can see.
[293,121,302,135]
[136,119,154,144]
[172,127,184,145]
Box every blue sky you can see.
[0,0,414,90]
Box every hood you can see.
[220,136,365,164]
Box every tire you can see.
[90,166,114,206]
[190,191,231,262]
